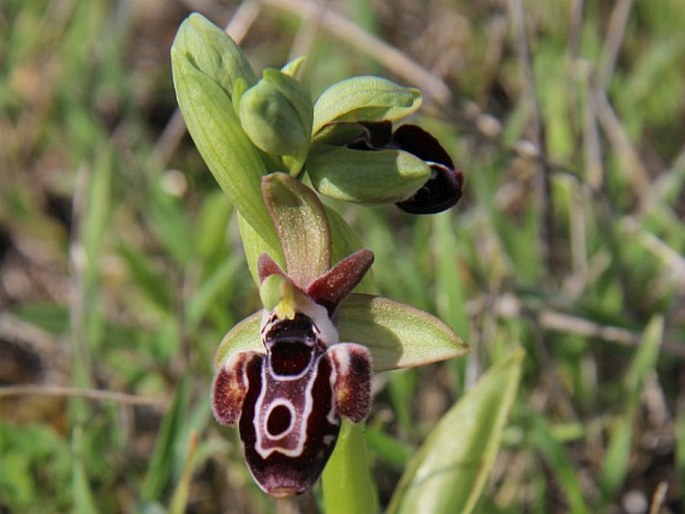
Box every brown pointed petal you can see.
[306,249,374,315]
[262,173,332,288]
[258,252,286,283]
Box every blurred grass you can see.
[1,0,684,513]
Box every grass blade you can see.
[387,348,523,514]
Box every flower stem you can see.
[322,420,378,514]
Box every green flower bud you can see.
[238,69,313,156]
[312,76,422,136]
[306,144,431,204]
[172,13,256,98]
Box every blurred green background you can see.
[1,0,684,512]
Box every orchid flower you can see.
[210,173,468,497]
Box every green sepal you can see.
[213,311,263,368]
[171,18,278,251]
[262,173,331,288]
[307,144,431,205]
[334,294,468,371]
[239,68,313,157]
[386,349,523,514]
[312,75,422,136]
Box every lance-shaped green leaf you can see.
[262,173,331,288]
[386,349,523,514]
[312,76,422,135]
[334,294,468,371]
[239,68,313,157]
[173,13,256,97]
[213,311,262,368]
[171,22,278,250]
[322,420,378,514]
[307,144,431,205]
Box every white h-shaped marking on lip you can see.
[253,359,319,459]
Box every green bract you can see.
[307,144,431,204]
[239,68,313,157]
[170,14,278,251]
[312,75,422,136]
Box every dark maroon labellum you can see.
[212,311,372,497]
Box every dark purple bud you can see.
[345,123,464,214]
[392,124,464,214]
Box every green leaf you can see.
[322,421,378,514]
[528,414,590,514]
[213,311,263,367]
[307,144,430,205]
[386,349,524,514]
[334,294,468,371]
[72,457,97,514]
[168,432,199,514]
[600,316,663,501]
[262,173,332,287]
[312,76,422,135]
[171,21,278,251]
[185,256,242,330]
[142,378,191,502]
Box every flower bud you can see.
[312,76,422,136]
[306,144,431,205]
[238,69,313,156]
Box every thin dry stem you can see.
[0,385,166,407]
[468,293,685,359]
[598,0,634,89]
[507,0,555,272]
